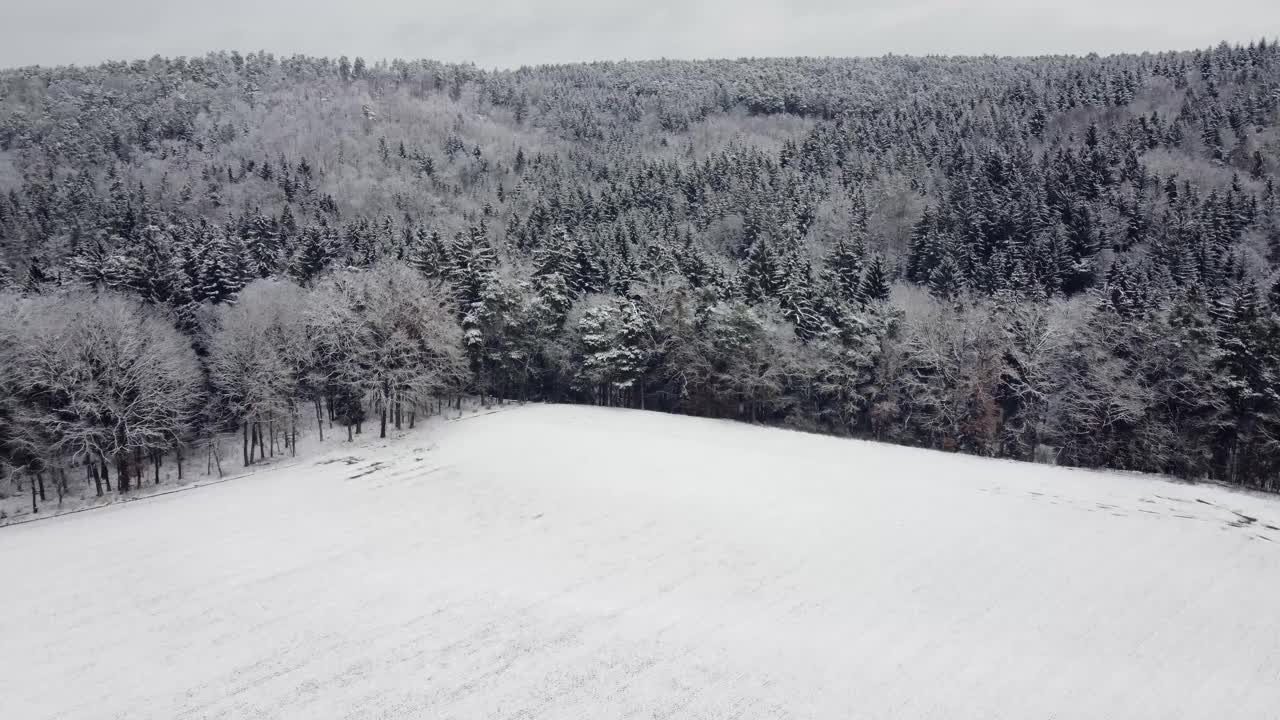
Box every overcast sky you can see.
[3,0,1278,69]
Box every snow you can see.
[2,404,1280,719]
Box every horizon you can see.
[3,38,1278,73]
[4,0,1278,70]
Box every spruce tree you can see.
[448,222,499,310]
[410,229,445,279]
[741,239,779,304]
[244,213,282,279]
[1211,279,1280,484]
[200,228,250,304]
[928,254,964,300]
[860,254,892,303]
[292,226,337,286]
[824,232,866,304]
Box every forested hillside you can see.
[2,41,1280,500]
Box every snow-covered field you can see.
[2,404,1279,719]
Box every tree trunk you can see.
[176,445,184,481]
[315,398,325,441]
[153,451,161,485]
[211,438,224,478]
[291,421,297,457]
[36,471,46,502]
[30,474,38,514]
[117,455,131,493]
[91,463,103,497]
[101,457,112,492]
[347,424,353,442]
[243,422,251,466]
[380,407,388,438]
[409,410,416,429]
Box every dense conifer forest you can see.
[2,40,1280,508]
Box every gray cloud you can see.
[2,0,1277,68]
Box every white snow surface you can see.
[3,404,1280,719]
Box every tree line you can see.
[0,265,466,513]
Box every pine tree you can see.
[23,259,48,294]
[533,226,578,288]
[244,213,282,279]
[68,235,113,288]
[775,245,821,338]
[673,230,717,289]
[824,232,866,303]
[448,222,499,310]
[860,254,892,303]
[1061,205,1099,294]
[1101,258,1153,317]
[410,228,445,279]
[292,226,337,286]
[280,205,298,236]
[200,227,250,304]
[570,232,607,296]
[906,207,943,282]
[532,269,573,324]
[577,300,651,406]
[928,253,964,300]
[1211,279,1280,484]
[741,239,779,304]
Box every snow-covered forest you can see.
[2,41,1280,507]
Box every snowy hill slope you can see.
[2,404,1279,719]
